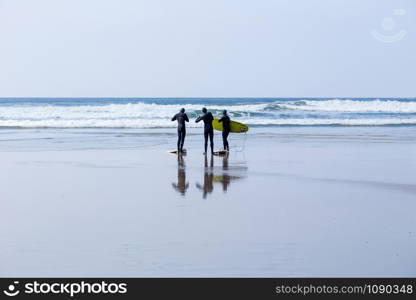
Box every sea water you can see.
[0,98,416,151]
[1,98,416,127]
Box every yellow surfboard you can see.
[212,118,249,133]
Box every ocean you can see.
[0,97,416,128]
[1,97,415,151]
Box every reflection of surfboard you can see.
[168,149,187,154]
[213,175,242,183]
[212,118,249,133]
[213,150,228,156]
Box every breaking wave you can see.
[0,98,415,128]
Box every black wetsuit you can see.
[218,115,230,151]
[171,112,189,152]
[195,112,214,154]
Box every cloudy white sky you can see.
[0,0,414,97]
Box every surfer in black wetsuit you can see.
[195,107,214,155]
[171,108,189,153]
[218,109,230,151]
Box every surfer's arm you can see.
[185,114,189,122]
[218,116,224,123]
[171,114,177,121]
[195,115,202,123]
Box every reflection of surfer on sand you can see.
[172,155,189,195]
[219,153,231,191]
[196,155,214,198]
[196,153,244,198]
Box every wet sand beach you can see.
[0,127,415,277]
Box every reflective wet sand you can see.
[0,129,415,276]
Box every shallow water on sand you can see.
[0,127,415,276]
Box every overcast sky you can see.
[0,0,414,97]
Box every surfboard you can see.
[168,149,187,154]
[213,150,228,156]
[212,118,249,133]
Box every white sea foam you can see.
[277,99,416,113]
[0,102,268,120]
[244,118,416,126]
[0,118,415,128]
[0,100,415,128]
